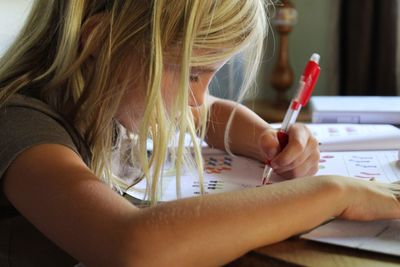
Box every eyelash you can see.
[189,74,199,82]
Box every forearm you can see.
[125,176,345,267]
[205,96,271,161]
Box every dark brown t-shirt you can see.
[0,94,91,266]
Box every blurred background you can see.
[0,1,33,56]
[1,0,399,119]
[214,0,400,122]
[215,0,400,99]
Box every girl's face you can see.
[116,57,227,132]
[162,60,226,109]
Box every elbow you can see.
[114,222,197,267]
[111,219,173,267]
[111,227,154,267]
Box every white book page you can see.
[270,150,400,184]
[310,96,400,112]
[126,148,400,201]
[126,148,264,201]
[270,123,400,152]
[316,150,400,183]
[306,124,400,152]
[301,219,400,257]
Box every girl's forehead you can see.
[164,48,231,73]
[165,46,232,65]
[164,60,227,73]
[191,62,227,73]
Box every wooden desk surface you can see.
[228,238,400,267]
[243,98,311,123]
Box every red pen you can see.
[261,53,321,185]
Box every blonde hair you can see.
[0,0,268,204]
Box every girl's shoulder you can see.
[0,94,91,179]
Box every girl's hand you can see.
[259,123,320,179]
[337,177,400,221]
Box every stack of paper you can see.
[310,96,400,124]
[307,123,400,151]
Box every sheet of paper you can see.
[127,149,400,201]
[317,150,400,183]
[310,96,400,112]
[306,124,400,151]
[126,148,264,201]
[270,150,400,184]
[271,123,400,152]
[301,219,400,257]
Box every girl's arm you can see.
[3,144,400,267]
[203,95,270,160]
[203,95,320,178]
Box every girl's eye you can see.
[189,74,199,82]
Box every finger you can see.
[390,185,400,191]
[389,187,400,199]
[259,129,280,160]
[271,138,307,170]
[272,124,313,167]
[376,183,400,201]
[389,184,400,195]
[275,151,320,179]
[276,150,320,175]
[272,130,319,170]
[274,148,310,173]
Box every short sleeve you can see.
[0,106,80,179]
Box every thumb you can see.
[259,130,280,160]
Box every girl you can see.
[0,1,399,266]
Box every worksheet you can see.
[124,137,400,257]
[126,148,264,201]
[316,150,400,183]
[126,149,400,201]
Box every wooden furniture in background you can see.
[244,98,311,123]
[270,0,296,104]
[244,0,302,122]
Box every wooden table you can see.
[227,237,400,267]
